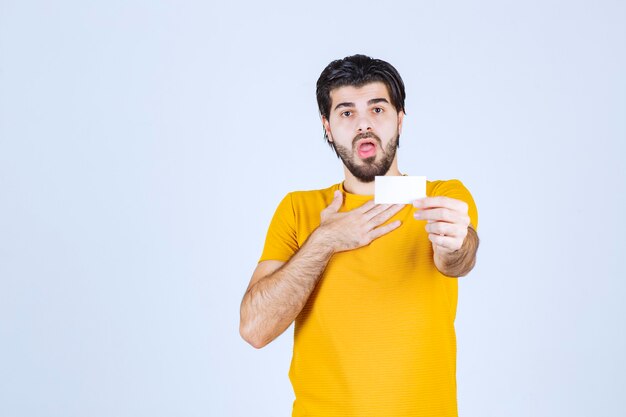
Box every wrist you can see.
[434,245,459,258]
[434,248,462,277]
[310,226,337,255]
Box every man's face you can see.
[322,81,404,183]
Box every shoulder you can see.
[288,183,340,207]
[273,184,339,227]
[427,178,473,196]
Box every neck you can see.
[342,158,402,195]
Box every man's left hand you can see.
[412,196,470,254]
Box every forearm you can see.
[240,229,334,348]
[434,225,479,277]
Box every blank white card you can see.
[374,175,427,204]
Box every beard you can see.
[332,132,400,183]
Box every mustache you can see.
[352,132,382,147]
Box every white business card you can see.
[375,175,427,204]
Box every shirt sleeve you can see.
[258,193,299,263]
[431,179,479,231]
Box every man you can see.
[239,54,479,417]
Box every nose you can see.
[356,113,373,133]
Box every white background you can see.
[1,1,624,416]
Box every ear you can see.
[322,116,333,142]
[397,111,405,135]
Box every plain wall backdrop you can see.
[1,1,625,416]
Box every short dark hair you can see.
[316,54,406,151]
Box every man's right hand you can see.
[240,189,405,348]
[316,190,405,253]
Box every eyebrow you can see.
[333,98,390,111]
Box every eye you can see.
[341,111,352,117]
[373,107,383,114]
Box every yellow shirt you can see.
[259,179,479,417]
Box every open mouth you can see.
[356,139,377,158]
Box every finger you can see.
[364,203,405,221]
[425,221,449,236]
[355,198,376,214]
[326,190,343,213]
[369,220,402,240]
[413,196,468,213]
[427,233,460,252]
[368,204,405,226]
[414,207,469,225]
[425,221,465,238]
[362,203,392,220]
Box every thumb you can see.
[327,190,343,212]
